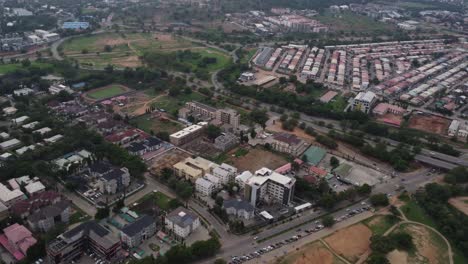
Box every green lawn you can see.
[87,85,128,100]
[234,147,249,157]
[187,48,231,72]
[69,206,90,225]
[240,48,257,64]
[328,96,348,112]
[150,92,207,115]
[154,192,172,211]
[401,200,438,229]
[131,114,183,134]
[363,215,399,236]
[0,62,53,75]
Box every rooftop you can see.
[166,207,198,228]
[121,215,155,237]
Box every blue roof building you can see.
[62,22,90,30]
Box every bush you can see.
[370,193,389,207]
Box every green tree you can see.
[322,215,335,227]
[206,124,222,140]
[370,193,389,207]
[330,156,340,168]
[95,206,110,220]
[249,109,269,129]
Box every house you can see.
[27,200,71,232]
[309,166,328,178]
[0,132,9,140]
[13,88,34,97]
[195,177,215,196]
[10,191,63,219]
[0,224,36,261]
[165,207,200,239]
[170,123,206,146]
[33,127,52,135]
[25,181,46,196]
[88,162,113,177]
[12,116,29,126]
[0,183,25,207]
[223,199,255,220]
[2,107,17,115]
[372,103,405,116]
[0,138,21,151]
[98,168,131,194]
[448,120,460,137]
[47,221,121,263]
[120,215,156,248]
[173,157,218,182]
[44,134,63,144]
[126,137,163,156]
[271,132,309,156]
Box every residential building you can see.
[352,91,377,113]
[185,102,217,120]
[165,207,200,239]
[47,221,121,264]
[33,127,52,135]
[120,215,156,248]
[244,168,296,207]
[62,22,90,30]
[13,88,34,97]
[11,191,63,219]
[212,163,238,185]
[195,177,215,196]
[372,103,406,116]
[271,132,309,156]
[2,107,17,115]
[27,200,71,232]
[173,157,218,182]
[215,108,240,129]
[98,168,131,194]
[235,171,253,189]
[126,137,162,156]
[223,199,255,220]
[0,183,25,207]
[88,162,113,178]
[0,138,21,151]
[239,72,255,82]
[0,132,9,140]
[0,224,37,261]
[448,119,460,137]
[12,116,29,126]
[44,134,64,144]
[25,181,46,196]
[0,202,8,221]
[214,132,239,151]
[169,123,206,146]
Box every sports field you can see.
[85,84,130,100]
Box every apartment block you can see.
[120,215,156,248]
[165,207,200,239]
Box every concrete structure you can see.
[215,108,240,129]
[62,22,90,30]
[372,103,406,115]
[24,181,45,196]
[120,215,156,248]
[0,183,25,207]
[195,177,215,196]
[213,163,238,185]
[352,91,377,113]
[173,157,218,182]
[223,199,255,220]
[448,119,460,137]
[235,171,253,189]
[170,123,206,146]
[214,132,239,151]
[244,168,296,207]
[27,200,70,232]
[165,207,200,239]
[0,138,21,151]
[271,132,309,156]
[98,168,131,194]
[47,221,121,264]
[183,102,240,129]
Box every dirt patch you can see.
[149,148,191,175]
[403,224,448,264]
[267,121,316,144]
[387,249,408,264]
[408,113,451,135]
[449,196,468,216]
[324,223,372,262]
[114,91,165,117]
[112,55,141,68]
[229,147,288,172]
[96,36,127,47]
[275,241,338,264]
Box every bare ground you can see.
[229,147,288,172]
[324,223,372,263]
[449,196,468,216]
[274,241,339,264]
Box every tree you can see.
[25,238,46,263]
[104,45,113,52]
[367,253,390,264]
[322,215,335,227]
[21,59,31,67]
[95,206,110,220]
[249,109,269,129]
[168,87,181,97]
[370,193,389,207]
[206,124,222,140]
[104,64,114,74]
[330,156,340,168]
[250,128,257,139]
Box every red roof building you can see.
[0,223,37,261]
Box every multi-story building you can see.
[271,132,309,157]
[165,207,200,239]
[244,168,296,207]
[212,163,238,185]
[0,223,37,261]
[120,215,156,248]
[173,157,218,182]
[215,108,240,129]
[223,199,255,220]
[0,183,26,207]
[448,119,460,137]
[98,168,131,194]
[351,91,377,114]
[182,102,240,129]
[169,122,207,146]
[185,102,217,120]
[47,221,121,264]
[214,133,239,151]
[195,177,215,196]
[27,200,71,232]
[10,191,63,219]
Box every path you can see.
[320,239,352,264]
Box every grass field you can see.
[86,85,128,100]
[131,114,183,134]
[363,215,399,236]
[401,200,438,229]
[0,62,54,75]
[149,92,207,115]
[189,48,231,72]
[316,11,395,33]
[240,48,257,64]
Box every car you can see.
[253,236,258,240]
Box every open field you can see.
[131,114,183,135]
[274,240,345,264]
[323,223,372,263]
[113,90,163,117]
[0,62,54,75]
[408,113,451,136]
[229,147,288,172]
[449,196,468,216]
[390,223,449,264]
[363,215,399,236]
[84,84,131,100]
[316,11,396,33]
[149,92,207,115]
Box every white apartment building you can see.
[352,91,377,114]
[165,207,200,239]
[448,119,460,137]
[195,177,215,196]
[244,168,296,207]
[235,171,253,190]
[204,173,221,189]
[0,183,26,207]
[212,163,238,185]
